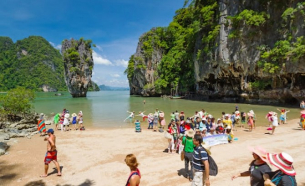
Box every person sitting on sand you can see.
[232,147,271,186]
[263,152,297,186]
[277,108,290,125]
[40,129,61,177]
[135,120,141,132]
[125,154,141,186]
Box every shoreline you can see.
[0,118,304,186]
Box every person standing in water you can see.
[40,129,61,177]
[124,111,135,123]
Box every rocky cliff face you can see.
[127,0,305,104]
[61,38,94,97]
[128,30,164,96]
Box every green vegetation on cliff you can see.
[126,0,305,95]
[0,36,66,91]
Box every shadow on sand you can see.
[0,160,18,184]
[48,166,64,176]
[25,179,95,186]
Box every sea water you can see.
[33,91,301,128]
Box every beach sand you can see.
[1,119,305,186]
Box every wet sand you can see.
[0,119,305,186]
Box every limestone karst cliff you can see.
[61,38,94,97]
[126,0,305,104]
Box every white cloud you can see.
[110,74,120,78]
[49,42,62,50]
[92,51,113,66]
[114,59,128,68]
[96,45,103,51]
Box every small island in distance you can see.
[99,85,129,91]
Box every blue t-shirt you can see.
[192,146,208,171]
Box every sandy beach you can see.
[1,119,305,186]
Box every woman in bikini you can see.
[125,154,141,186]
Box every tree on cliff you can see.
[0,87,35,118]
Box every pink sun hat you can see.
[248,146,267,160]
[265,152,296,176]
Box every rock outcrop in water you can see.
[61,38,94,97]
[126,0,305,104]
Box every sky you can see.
[0,0,185,87]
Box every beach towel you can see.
[38,120,46,133]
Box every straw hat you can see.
[265,152,296,176]
[186,129,195,138]
[249,110,255,115]
[72,113,77,117]
[225,114,230,117]
[201,142,211,155]
[247,112,253,117]
[248,146,267,160]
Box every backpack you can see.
[199,146,218,176]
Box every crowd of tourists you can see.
[52,109,85,131]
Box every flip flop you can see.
[57,173,62,176]
[40,175,47,178]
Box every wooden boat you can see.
[170,96,185,99]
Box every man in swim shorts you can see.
[40,129,61,177]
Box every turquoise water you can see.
[33,91,301,127]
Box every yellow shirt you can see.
[222,119,232,128]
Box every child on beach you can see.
[271,113,278,135]
[277,108,290,125]
[241,112,246,128]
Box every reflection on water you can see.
[33,91,301,128]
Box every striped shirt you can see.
[192,146,208,171]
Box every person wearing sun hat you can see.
[231,146,271,186]
[263,152,297,186]
[182,129,195,181]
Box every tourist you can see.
[185,119,193,130]
[300,100,305,110]
[147,113,154,129]
[247,113,254,132]
[167,121,175,153]
[53,113,60,130]
[153,113,159,132]
[226,126,234,143]
[210,117,216,131]
[197,117,203,132]
[263,152,297,186]
[300,111,305,130]
[277,108,290,125]
[171,120,179,152]
[138,111,147,122]
[249,110,256,129]
[159,111,166,131]
[235,110,240,127]
[171,112,176,121]
[208,127,215,136]
[215,118,224,134]
[206,115,212,132]
[221,111,225,119]
[231,147,271,186]
[271,112,278,135]
[78,111,84,130]
[179,111,185,121]
[230,112,236,130]
[40,128,61,177]
[194,111,199,119]
[71,113,77,130]
[223,114,232,131]
[266,111,274,127]
[175,110,179,122]
[182,129,195,181]
[192,134,210,186]
[180,120,186,135]
[241,112,246,128]
[124,111,135,123]
[63,110,70,131]
[125,154,141,186]
[135,120,141,132]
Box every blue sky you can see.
[0,0,185,87]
